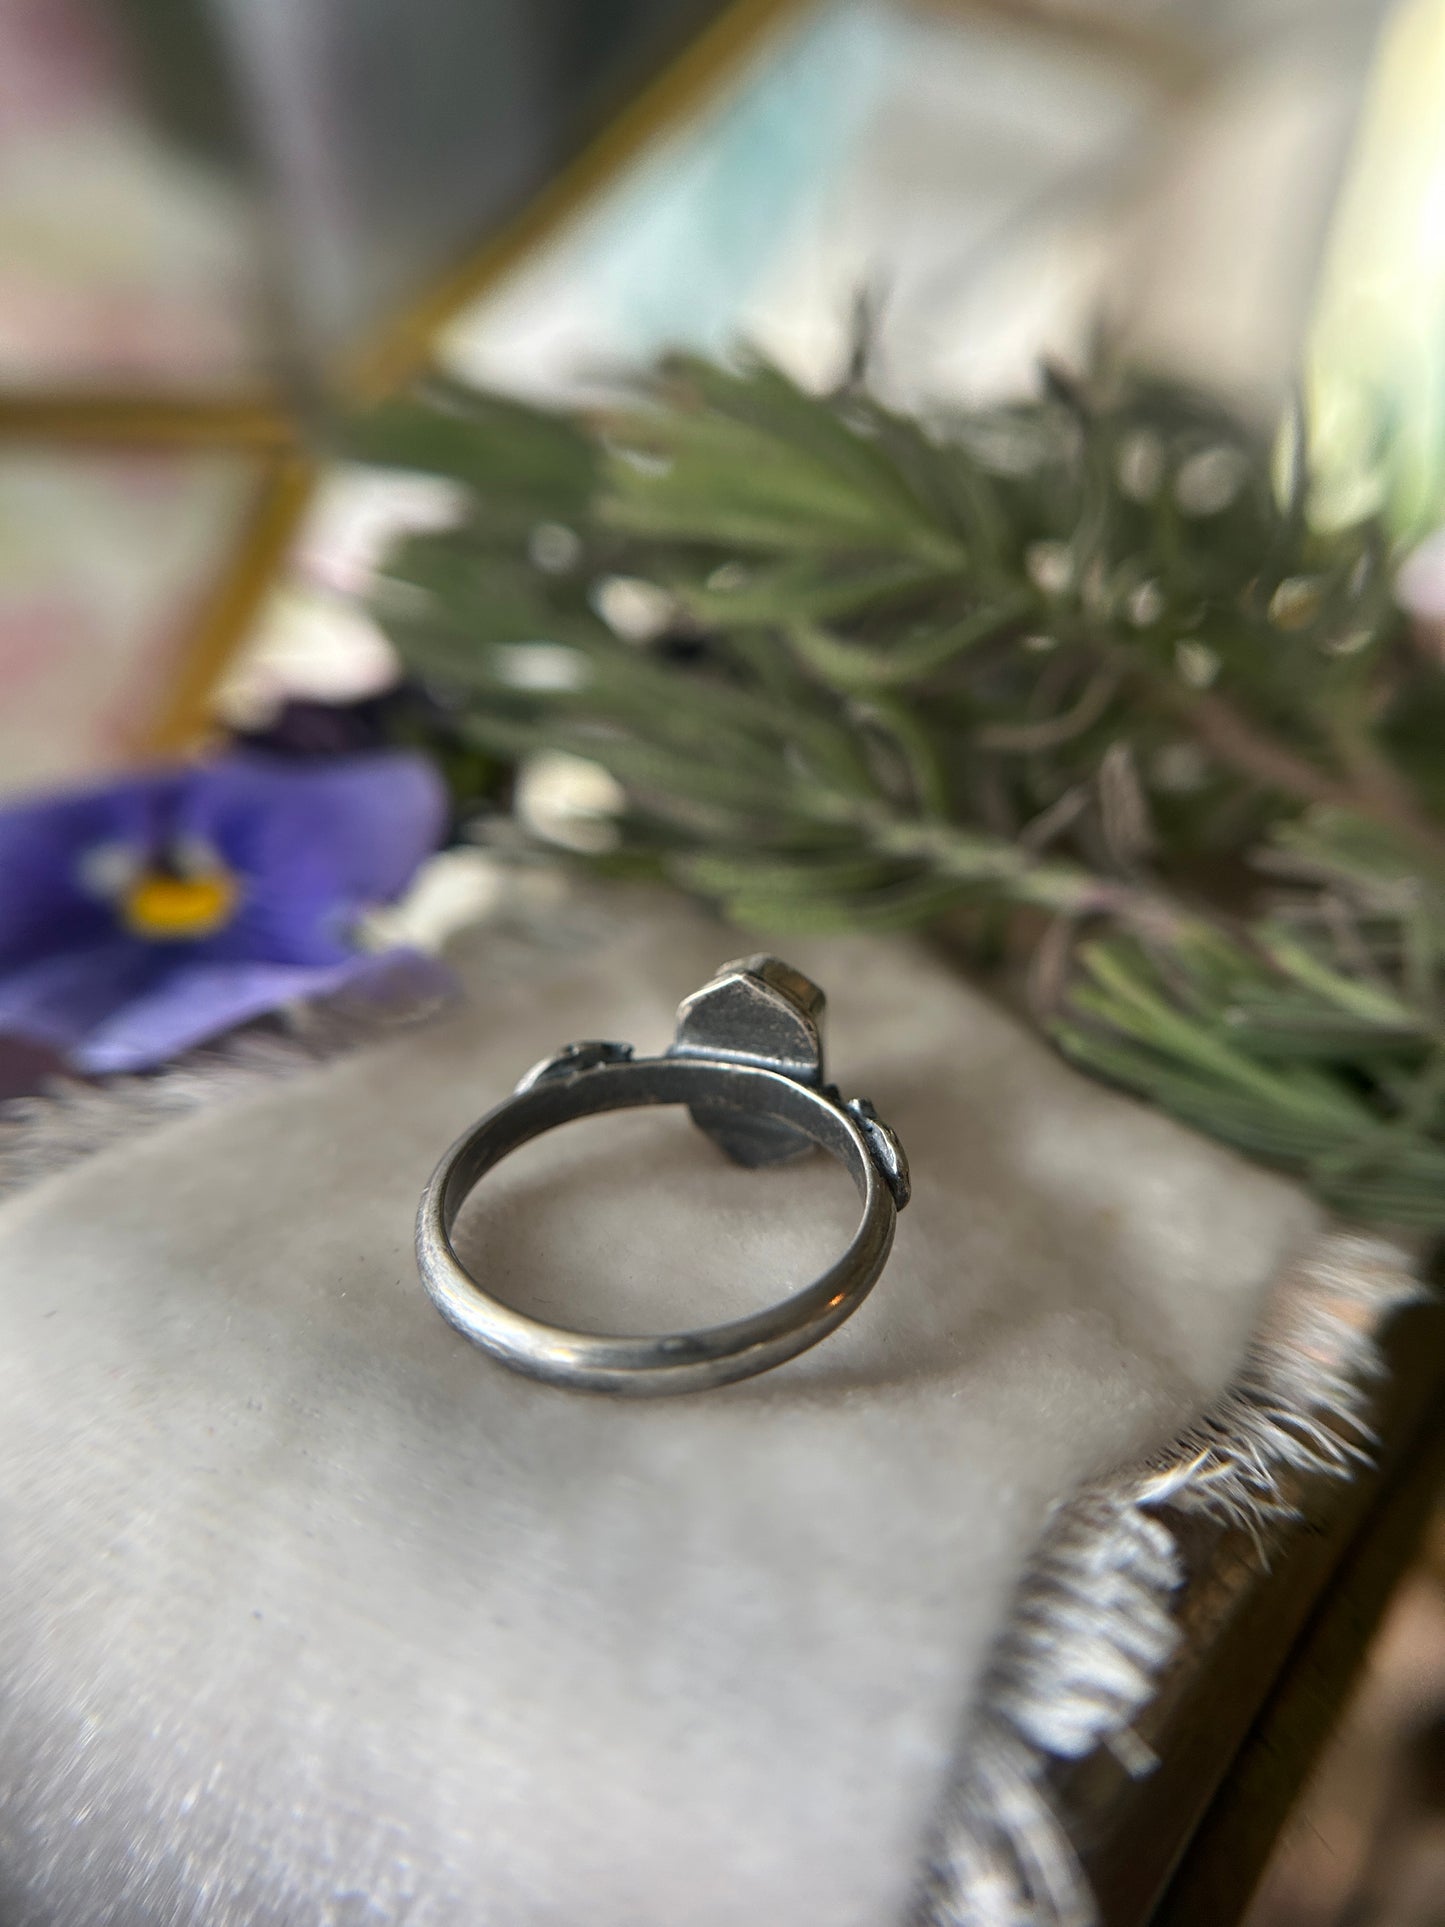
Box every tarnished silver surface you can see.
[675,954,826,1168]
[415,956,909,1394]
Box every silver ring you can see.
[415,955,911,1396]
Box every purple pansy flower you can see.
[0,749,448,1074]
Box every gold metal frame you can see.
[0,0,808,755]
[145,454,315,755]
[0,394,294,452]
[338,0,812,404]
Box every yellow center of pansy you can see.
[121,865,240,941]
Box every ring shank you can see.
[415,1058,896,1395]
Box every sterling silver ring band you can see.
[414,956,911,1396]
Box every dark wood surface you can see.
[1153,1319,1445,1924]
[1044,1295,1445,1926]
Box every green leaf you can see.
[787,595,1031,691]
[346,381,596,517]
[675,850,899,899]
[674,555,954,628]
[723,873,972,934]
[1254,929,1423,1035]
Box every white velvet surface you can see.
[0,897,1319,1926]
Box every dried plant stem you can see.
[1171,686,1445,869]
[852,808,1167,921]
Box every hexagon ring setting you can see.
[414,956,911,1396]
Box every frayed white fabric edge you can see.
[910,1229,1426,1927]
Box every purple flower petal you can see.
[0,773,182,971]
[0,749,450,1075]
[0,940,161,1056]
[72,952,401,1074]
[185,751,449,966]
[198,749,448,902]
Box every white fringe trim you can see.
[911,1230,1426,1927]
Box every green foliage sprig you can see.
[354,354,1445,1229]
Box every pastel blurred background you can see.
[6,1,1445,1914]
[12,0,1445,801]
